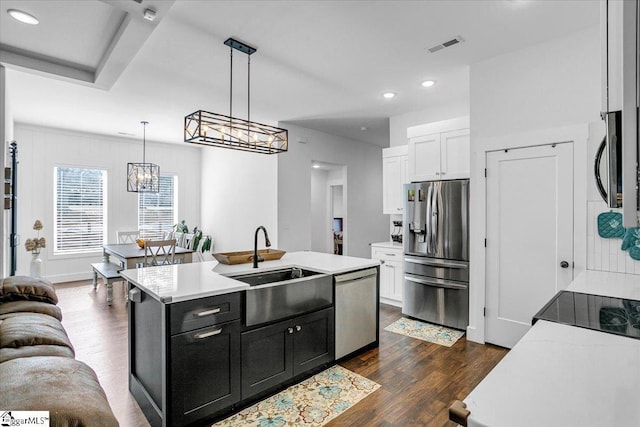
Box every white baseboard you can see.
[46,271,94,284]
[466,325,484,344]
[380,297,402,308]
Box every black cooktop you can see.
[533,291,640,340]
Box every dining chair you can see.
[117,230,140,244]
[143,239,176,266]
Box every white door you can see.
[440,129,470,179]
[382,155,404,214]
[485,143,574,348]
[409,133,441,182]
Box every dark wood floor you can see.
[55,281,508,427]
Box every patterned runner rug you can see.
[212,365,380,427]
[384,317,465,347]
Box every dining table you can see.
[102,243,194,269]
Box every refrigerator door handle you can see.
[404,256,469,269]
[430,183,438,252]
[425,184,433,251]
[404,274,468,290]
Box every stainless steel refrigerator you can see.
[402,179,469,330]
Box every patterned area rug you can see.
[212,365,380,427]
[384,317,465,347]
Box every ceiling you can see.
[1,0,599,147]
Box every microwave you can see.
[595,111,623,208]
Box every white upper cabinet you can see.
[407,116,470,182]
[382,145,408,214]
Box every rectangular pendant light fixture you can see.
[184,38,288,154]
[127,121,160,192]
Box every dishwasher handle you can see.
[334,268,377,284]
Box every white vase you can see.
[30,252,42,278]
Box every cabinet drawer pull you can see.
[384,253,397,256]
[195,307,221,317]
[194,328,222,339]
[287,327,294,334]
[296,325,302,332]
[380,260,385,264]
[396,207,402,211]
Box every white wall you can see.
[14,124,201,282]
[1,65,9,278]
[468,26,602,344]
[200,147,278,254]
[310,168,329,253]
[278,123,388,258]
[332,185,343,218]
[389,101,469,147]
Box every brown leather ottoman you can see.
[0,312,74,363]
[0,356,119,427]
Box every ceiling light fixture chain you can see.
[141,120,148,163]
[184,37,288,154]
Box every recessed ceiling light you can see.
[360,126,368,131]
[7,9,39,25]
[383,92,396,99]
[421,80,436,88]
[312,164,320,169]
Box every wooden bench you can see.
[91,262,123,304]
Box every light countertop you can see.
[370,241,403,250]
[465,320,640,427]
[567,269,640,300]
[120,251,379,303]
[464,269,640,427]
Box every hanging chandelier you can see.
[184,38,288,154]
[127,121,160,192]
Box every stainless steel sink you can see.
[230,267,333,327]
[232,267,321,287]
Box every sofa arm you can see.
[0,276,58,305]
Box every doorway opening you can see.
[310,161,346,255]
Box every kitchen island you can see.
[120,251,379,427]
[455,270,640,427]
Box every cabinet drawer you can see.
[170,292,240,335]
[371,246,403,261]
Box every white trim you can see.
[468,124,588,345]
[407,116,470,139]
[48,271,95,284]
[380,297,402,308]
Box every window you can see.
[138,175,177,239]
[54,167,107,254]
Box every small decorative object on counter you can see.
[25,219,46,277]
[597,211,625,238]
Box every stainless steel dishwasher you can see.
[335,267,378,359]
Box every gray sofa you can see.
[0,276,119,427]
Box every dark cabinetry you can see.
[171,320,240,426]
[129,290,241,427]
[241,307,334,400]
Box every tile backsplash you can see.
[587,200,640,274]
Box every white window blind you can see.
[138,175,177,240]
[54,167,107,254]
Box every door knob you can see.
[560,261,570,268]
[287,327,294,334]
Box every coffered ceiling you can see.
[0,0,599,147]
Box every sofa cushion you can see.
[0,344,75,363]
[0,356,119,427]
[0,313,74,355]
[0,300,63,321]
[0,276,58,304]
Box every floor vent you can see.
[428,36,465,53]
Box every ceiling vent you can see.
[428,36,465,53]
[132,0,143,3]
